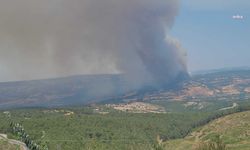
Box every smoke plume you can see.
[0,0,187,87]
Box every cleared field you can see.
[106,102,166,113]
[164,111,250,150]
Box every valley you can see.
[0,70,250,109]
[0,0,248,149]
[0,69,250,149]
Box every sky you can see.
[170,0,250,72]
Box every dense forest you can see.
[1,99,250,150]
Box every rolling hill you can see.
[0,74,133,109]
[0,69,250,109]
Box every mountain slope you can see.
[164,111,250,150]
[0,74,132,108]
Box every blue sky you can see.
[170,0,250,72]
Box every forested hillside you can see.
[1,100,250,150]
[164,111,250,150]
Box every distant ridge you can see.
[0,74,131,109]
[191,67,250,75]
[0,69,250,109]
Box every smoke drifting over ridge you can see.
[0,0,187,86]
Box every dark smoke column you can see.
[0,0,188,87]
[116,0,189,87]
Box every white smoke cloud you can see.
[0,0,187,87]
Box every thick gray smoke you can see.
[0,0,187,87]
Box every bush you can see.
[195,135,226,150]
